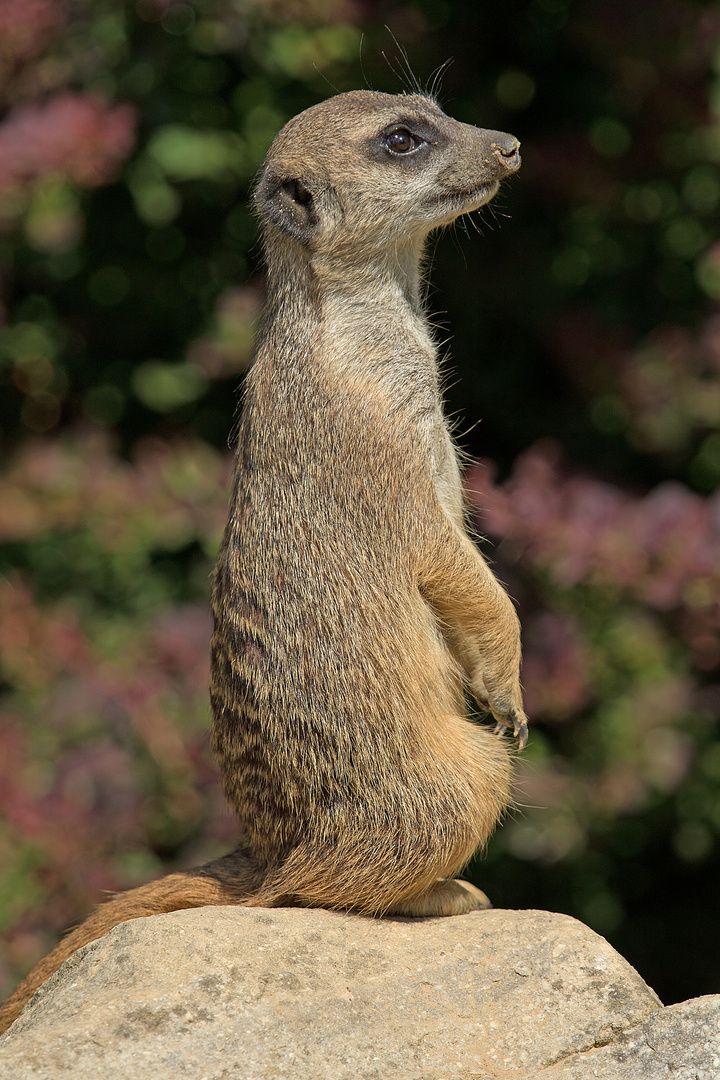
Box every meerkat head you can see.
[254,90,520,257]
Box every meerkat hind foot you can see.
[387,878,491,918]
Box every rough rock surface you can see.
[0,906,717,1079]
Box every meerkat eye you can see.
[384,128,424,155]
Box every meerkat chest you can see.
[426,417,465,528]
[310,276,465,526]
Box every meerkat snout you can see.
[491,134,521,169]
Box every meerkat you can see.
[0,89,527,1034]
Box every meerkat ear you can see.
[255,170,319,245]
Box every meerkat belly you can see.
[212,501,466,833]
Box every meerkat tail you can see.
[0,849,260,1035]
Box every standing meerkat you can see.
[0,90,527,1033]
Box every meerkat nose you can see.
[491,135,521,171]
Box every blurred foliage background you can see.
[1,0,719,1008]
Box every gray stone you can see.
[537,994,720,1080]
[0,906,713,1079]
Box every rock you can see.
[538,995,720,1079]
[0,906,715,1079]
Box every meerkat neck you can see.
[262,232,437,394]
[314,236,427,311]
[263,244,319,313]
[265,233,427,306]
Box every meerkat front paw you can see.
[473,675,529,749]
[492,706,529,749]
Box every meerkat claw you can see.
[492,711,528,749]
[514,715,529,750]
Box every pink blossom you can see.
[468,443,720,617]
[520,611,593,720]
[0,93,137,192]
[0,432,232,547]
[0,0,65,66]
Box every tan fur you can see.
[0,90,527,1034]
